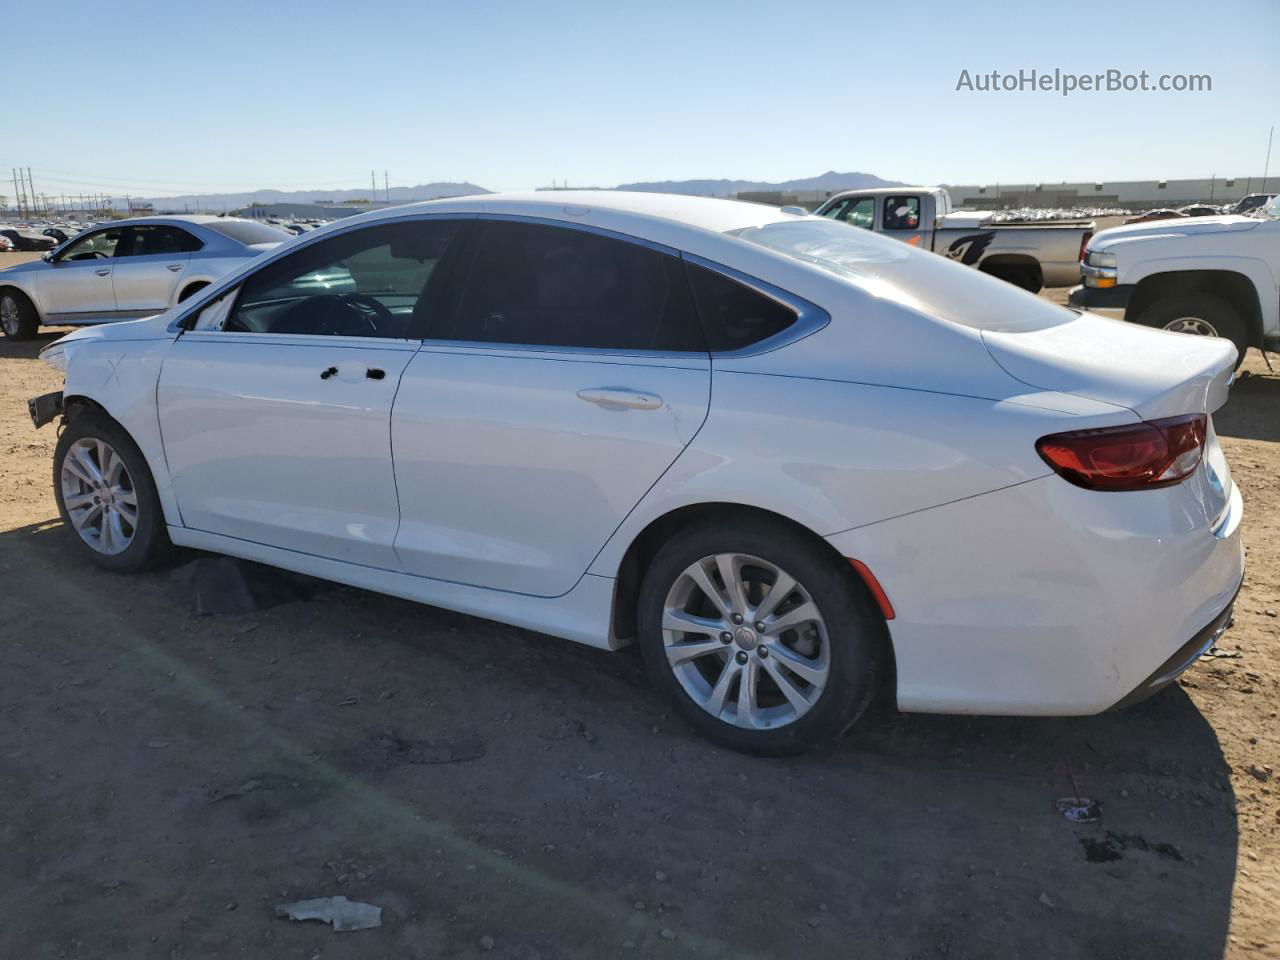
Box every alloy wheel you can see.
[1163,316,1218,337]
[60,438,138,556]
[661,553,830,730]
[1,296,18,337]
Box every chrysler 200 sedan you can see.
[28,192,1243,754]
[0,215,290,340]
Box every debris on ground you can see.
[1246,764,1273,782]
[1055,797,1101,823]
[171,556,331,616]
[275,895,382,931]
[207,773,298,803]
[1200,646,1243,661]
[366,730,486,766]
[1038,892,1056,908]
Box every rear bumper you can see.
[1108,581,1239,710]
[1068,283,1134,311]
[826,471,1245,716]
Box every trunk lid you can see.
[981,312,1237,420]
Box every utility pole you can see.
[27,168,37,217]
[371,170,377,203]
[1264,125,1275,192]
[384,170,389,205]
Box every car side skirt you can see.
[167,526,624,650]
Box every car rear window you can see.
[729,219,1073,333]
[204,220,293,245]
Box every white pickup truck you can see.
[1070,194,1280,366]
[814,187,1094,292]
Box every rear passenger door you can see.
[110,225,203,313]
[390,219,711,597]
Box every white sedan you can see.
[30,192,1243,754]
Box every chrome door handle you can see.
[166,264,183,272]
[576,388,662,411]
[95,268,110,276]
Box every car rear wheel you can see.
[637,517,886,755]
[54,413,173,572]
[0,289,38,341]
[1136,294,1249,369]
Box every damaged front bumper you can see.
[28,390,63,429]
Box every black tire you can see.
[178,281,209,303]
[637,516,887,756]
[1135,294,1250,369]
[53,412,173,572]
[0,288,39,341]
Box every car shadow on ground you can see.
[1216,367,1280,443]
[0,519,1238,959]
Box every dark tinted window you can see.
[685,262,797,352]
[205,219,293,245]
[432,221,704,352]
[225,219,464,338]
[118,225,203,256]
[882,195,921,230]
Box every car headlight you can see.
[38,346,68,373]
[1082,249,1118,288]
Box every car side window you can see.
[120,225,203,256]
[431,220,705,352]
[822,197,875,229]
[685,262,797,352]
[58,229,124,262]
[882,196,921,231]
[223,219,464,339]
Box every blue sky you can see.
[3,0,1278,198]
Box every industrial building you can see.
[941,176,1273,210]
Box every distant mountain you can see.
[612,171,903,197]
[141,182,490,212]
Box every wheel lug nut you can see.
[731,614,743,625]
[754,621,765,632]
[735,651,748,665]
[758,646,768,658]
[719,632,732,644]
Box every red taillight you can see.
[1036,414,1206,491]
[1078,229,1093,263]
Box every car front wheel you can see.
[637,517,887,755]
[53,413,173,572]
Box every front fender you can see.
[1125,255,1276,334]
[61,337,182,526]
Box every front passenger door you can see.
[158,218,467,568]
[36,227,123,320]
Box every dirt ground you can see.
[1,259,1277,959]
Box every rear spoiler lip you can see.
[979,322,1237,422]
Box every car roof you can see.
[322,190,802,242]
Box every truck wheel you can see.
[981,264,1042,293]
[1135,295,1249,368]
[0,289,39,340]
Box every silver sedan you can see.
[0,215,290,340]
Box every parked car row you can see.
[22,191,1244,753]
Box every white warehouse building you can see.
[942,176,1274,210]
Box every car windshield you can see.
[204,220,293,245]
[729,218,1073,332]
[1251,195,1280,220]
